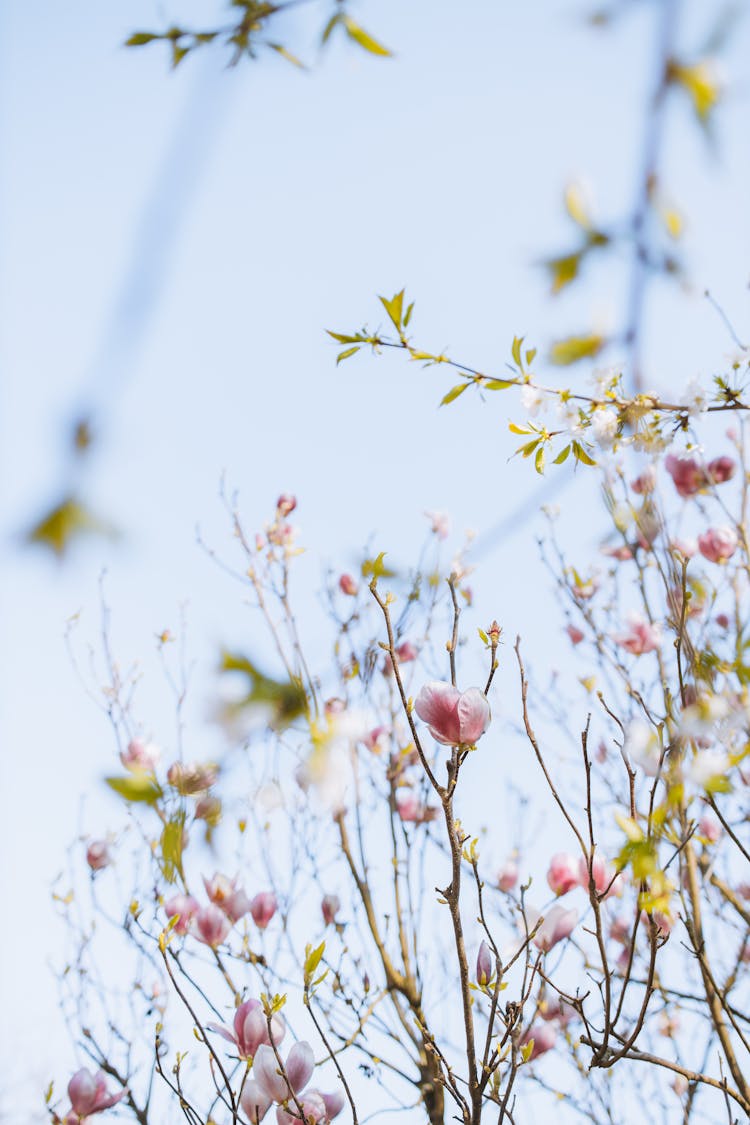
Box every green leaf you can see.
[572,441,597,467]
[484,378,515,391]
[105,775,163,805]
[160,813,186,883]
[511,336,524,369]
[520,439,541,459]
[361,552,396,580]
[327,330,362,344]
[525,348,537,366]
[342,16,392,57]
[379,289,404,331]
[553,444,571,465]
[125,32,158,47]
[508,422,532,435]
[267,42,306,68]
[304,940,326,982]
[26,496,116,558]
[403,301,414,328]
[441,382,469,406]
[219,651,307,726]
[546,251,583,294]
[321,12,342,45]
[336,346,360,364]
[549,334,605,366]
[521,1040,534,1063]
[534,446,546,474]
[171,43,190,67]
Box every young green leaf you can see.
[441,382,469,406]
[343,17,392,57]
[336,346,360,364]
[106,775,163,805]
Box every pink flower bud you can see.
[120,737,160,773]
[395,790,439,824]
[321,894,341,926]
[546,853,579,896]
[476,940,493,986]
[194,903,232,947]
[665,454,708,498]
[497,859,519,893]
[707,455,736,484]
[578,855,619,898]
[85,839,111,872]
[250,891,278,931]
[285,1040,315,1094]
[414,681,491,747]
[532,905,578,951]
[698,526,738,564]
[338,573,358,596]
[68,1069,126,1116]
[716,612,730,629]
[362,726,389,754]
[425,509,450,539]
[519,1022,557,1061]
[276,494,297,517]
[565,624,584,645]
[164,893,200,935]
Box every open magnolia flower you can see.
[414,681,491,746]
[243,1042,345,1124]
[66,1069,126,1118]
[208,997,285,1060]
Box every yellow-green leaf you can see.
[361,552,396,580]
[441,382,469,406]
[343,16,392,57]
[379,289,404,331]
[511,336,524,369]
[336,346,360,364]
[564,182,592,230]
[26,496,115,558]
[546,251,583,295]
[160,813,186,883]
[267,42,306,68]
[534,446,546,474]
[508,422,532,435]
[219,651,307,726]
[106,775,163,805]
[484,378,515,391]
[553,444,571,465]
[669,59,720,122]
[572,441,597,467]
[549,334,605,366]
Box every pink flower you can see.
[497,859,519,893]
[716,612,730,629]
[396,790,439,824]
[698,526,738,564]
[601,544,633,561]
[565,624,584,645]
[577,855,620,898]
[209,997,285,1059]
[707,455,736,484]
[240,1079,272,1123]
[476,940,493,985]
[67,1069,126,1117]
[698,813,721,843]
[338,573,358,596]
[670,537,698,560]
[321,894,340,927]
[120,737,160,773]
[532,905,578,951]
[250,892,278,931]
[362,726,389,754]
[164,893,200,935]
[194,903,232,947]
[167,761,218,794]
[383,641,418,675]
[85,839,111,872]
[614,613,662,655]
[253,1041,314,1104]
[321,1090,346,1120]
[276,494,297,517]
[539,996,576,1026]
[665,454,708,498]
[519,1022,556,1061]
[276,1092,327,1125]
[414,681,491,747]
[631,465,657,494]
[546,853,579,896]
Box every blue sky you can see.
[2,0,749,1117]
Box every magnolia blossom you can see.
[338,573,358,596]
[164,893,200,935]
[276,493,297,517]
[631,464,657,494]
[665,453,707,498]
[565,624,584,645]
[614,613,662,655]
[194,903,232,947]
[546,853,579,896]
[531,905,578,952]
[321,894,341,926]
[476,940,493,985]
[203,874,251,923]
[578,855,620,898]
[697,526,738,564]
[120,736,160,772]
[240,1079,273,1123]
[698,813,721,843]
[519,1021,557,1060]
[497,859,519,893]
[251,1042,344,1125]
[414,681,491,747]
[166,761,218,794]
[624,720,663,777]
[396,790,439,825]
[67,1069,126,1117]
[670,536,698,560]
[250,891,278,930]
[85,839,111,872]
[209,997,285,1059]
